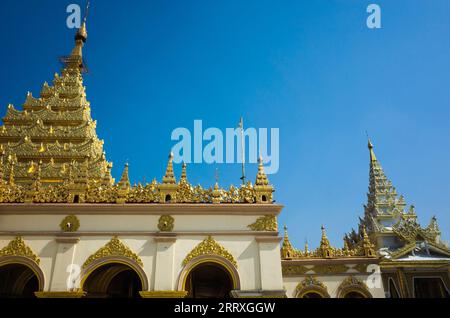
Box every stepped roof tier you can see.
[0,21,275,205]
[343,140,449,261]
[0,17,112,187]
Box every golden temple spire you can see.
[118,163,131,190]
[67,1,89,70]
[254,156,274,203]
[255,156,269,186]
[280,225,297,259]
[361,226,376,257]
[180,162,187,183]
[319,225,333,258]
[162,152,176,184]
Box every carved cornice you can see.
[182,236,237,267]
[0,236,40,264]
[82,236,143,268]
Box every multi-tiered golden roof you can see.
[0,19,113,188]
[0,18,274,205]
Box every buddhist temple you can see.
[0,9,448,299]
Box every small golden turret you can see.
[254,156,273,203]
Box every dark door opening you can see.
[185,262,233,298]
[83,263,142,298]
[0,264,39,298]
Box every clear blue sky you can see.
[1,0,449,249]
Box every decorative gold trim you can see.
[281,226,376,260]
[182,236,237,267]
[312,264,348,274]
[0,236,40,264]
[295,276,330,298]
[247,215,277,231]
[82,236,143,269]
[337,276,372,298]
[139,291,187,298]
[282,265,310,276]
[59,215,80,232]
[158,215,174,232]
[34,291,86,298]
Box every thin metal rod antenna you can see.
[84,1,90,23]
[239,117,246,185]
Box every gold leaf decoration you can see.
[282,265,310,276]
[158,215,174,232]
[248,215,277,231]
[182,236,237,267]
[82,236,143,269]
[60,215,80,232]
[0,236,40,264]
[312,264,349,274]
[295,276,330,298]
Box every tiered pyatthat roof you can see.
[280,225,376,260]
[0,22,275,205]
[0,18,113,187]
[345,140,449,259]
[364,139,408,227]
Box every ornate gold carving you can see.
[82,236,143,269]
[282,265,311,276]
[281,225,376,260]
[295,276,330,298]
[158,215,174,232]
[312,264,349,275]
[182,236,237,267]
[248,215,277,231]
[0,236,40,264]
[60,215,80,232]
[337,276,372,298]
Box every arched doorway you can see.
[82,263,144,298]
[0,263,40,298]
[184,262,234,298]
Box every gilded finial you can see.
[367,137,377,162]
[162,151,176,184]
[280,225,297,259]
[319,225,333,258]
[118,162,131,190]
[180,162,187,182]
[255,156,270,186]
